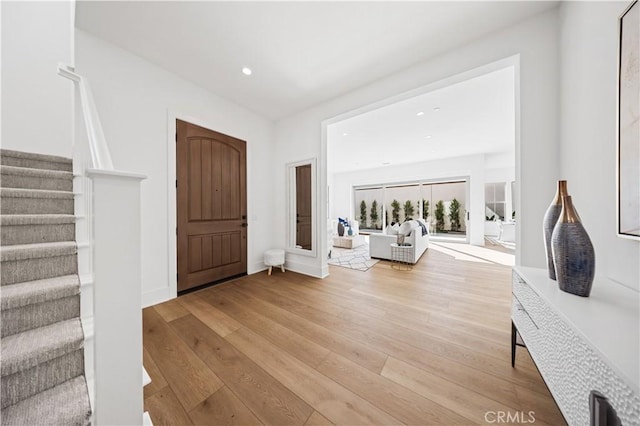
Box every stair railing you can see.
[57,65,114,171]
[58,64,146,425]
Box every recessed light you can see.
[342,132,348,136]
[416,111,424,116]
[425,135,432,139]
[433,107,440,111]
[382,162,391,165]
[242,67,252,76]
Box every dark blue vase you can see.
[543,180,567,280]
[551,196,595,297]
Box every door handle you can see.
[241,223,248,228]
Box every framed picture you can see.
[617,0,640,240]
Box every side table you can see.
[390,243,413,270]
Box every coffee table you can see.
[332,235,366,249]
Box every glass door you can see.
[422,179,468,242]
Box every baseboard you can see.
[249,261,269,275]
[81,315,95,413]
[142,286,174,308]
[143,367,151,387]
[320,264,329,278]
[284,259,324,278]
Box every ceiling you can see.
[76,1,556,121]
[328,66,515,173]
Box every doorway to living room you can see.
[326,63,516,257]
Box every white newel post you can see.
[87,169,146,425]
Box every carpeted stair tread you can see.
[1,241,77,262]
[0,165,73,180]
[1,215,76,246]
[1,318,84,377]
[0,165,74,191]
[1,214,76,225]
[0,149,73,172]
[1,275,80,310]
[0,188,74,199]
[1,375,91,426]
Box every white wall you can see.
[75,31,275,306]
[1,1,74,157]
[485,167,515,183]
[559,2,639,291]
[331,154,485,245]
[274,9,560,277]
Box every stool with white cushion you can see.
[264,249,285,275]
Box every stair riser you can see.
[1,350,84,409]
[2,296,80,337]
[1,174,73,192]
[1,224,75,245]
[0,157,72,172]
[1,197,74,215]
[1,255,77,286]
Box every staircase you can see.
[1,149,91,425]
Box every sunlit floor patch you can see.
[430,242,515,266]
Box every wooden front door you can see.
[177,120,247,292]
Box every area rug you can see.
[328,243,380,272]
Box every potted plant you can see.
[403,200,415,220]
[435,200,446,232]
[449,198,461,232]
[359,200,367,228]
[370,200,379,229]
[391,199,400,224]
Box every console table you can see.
[512,266,639,425]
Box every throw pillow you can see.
[399,221,414,236]
[386,224,399,235]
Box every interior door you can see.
[177,119,247,292]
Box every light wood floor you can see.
[143,247,566,425]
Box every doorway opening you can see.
[326,64,517,259]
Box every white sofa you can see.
[369,220,430,264]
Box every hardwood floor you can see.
[143,246,566,425]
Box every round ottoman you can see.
[264,249,285,276]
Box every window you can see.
[485,182,506,221]
[353,187,383,230]
[385,184,421,225]
[353,179,467,238]
[424,181,466,235]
